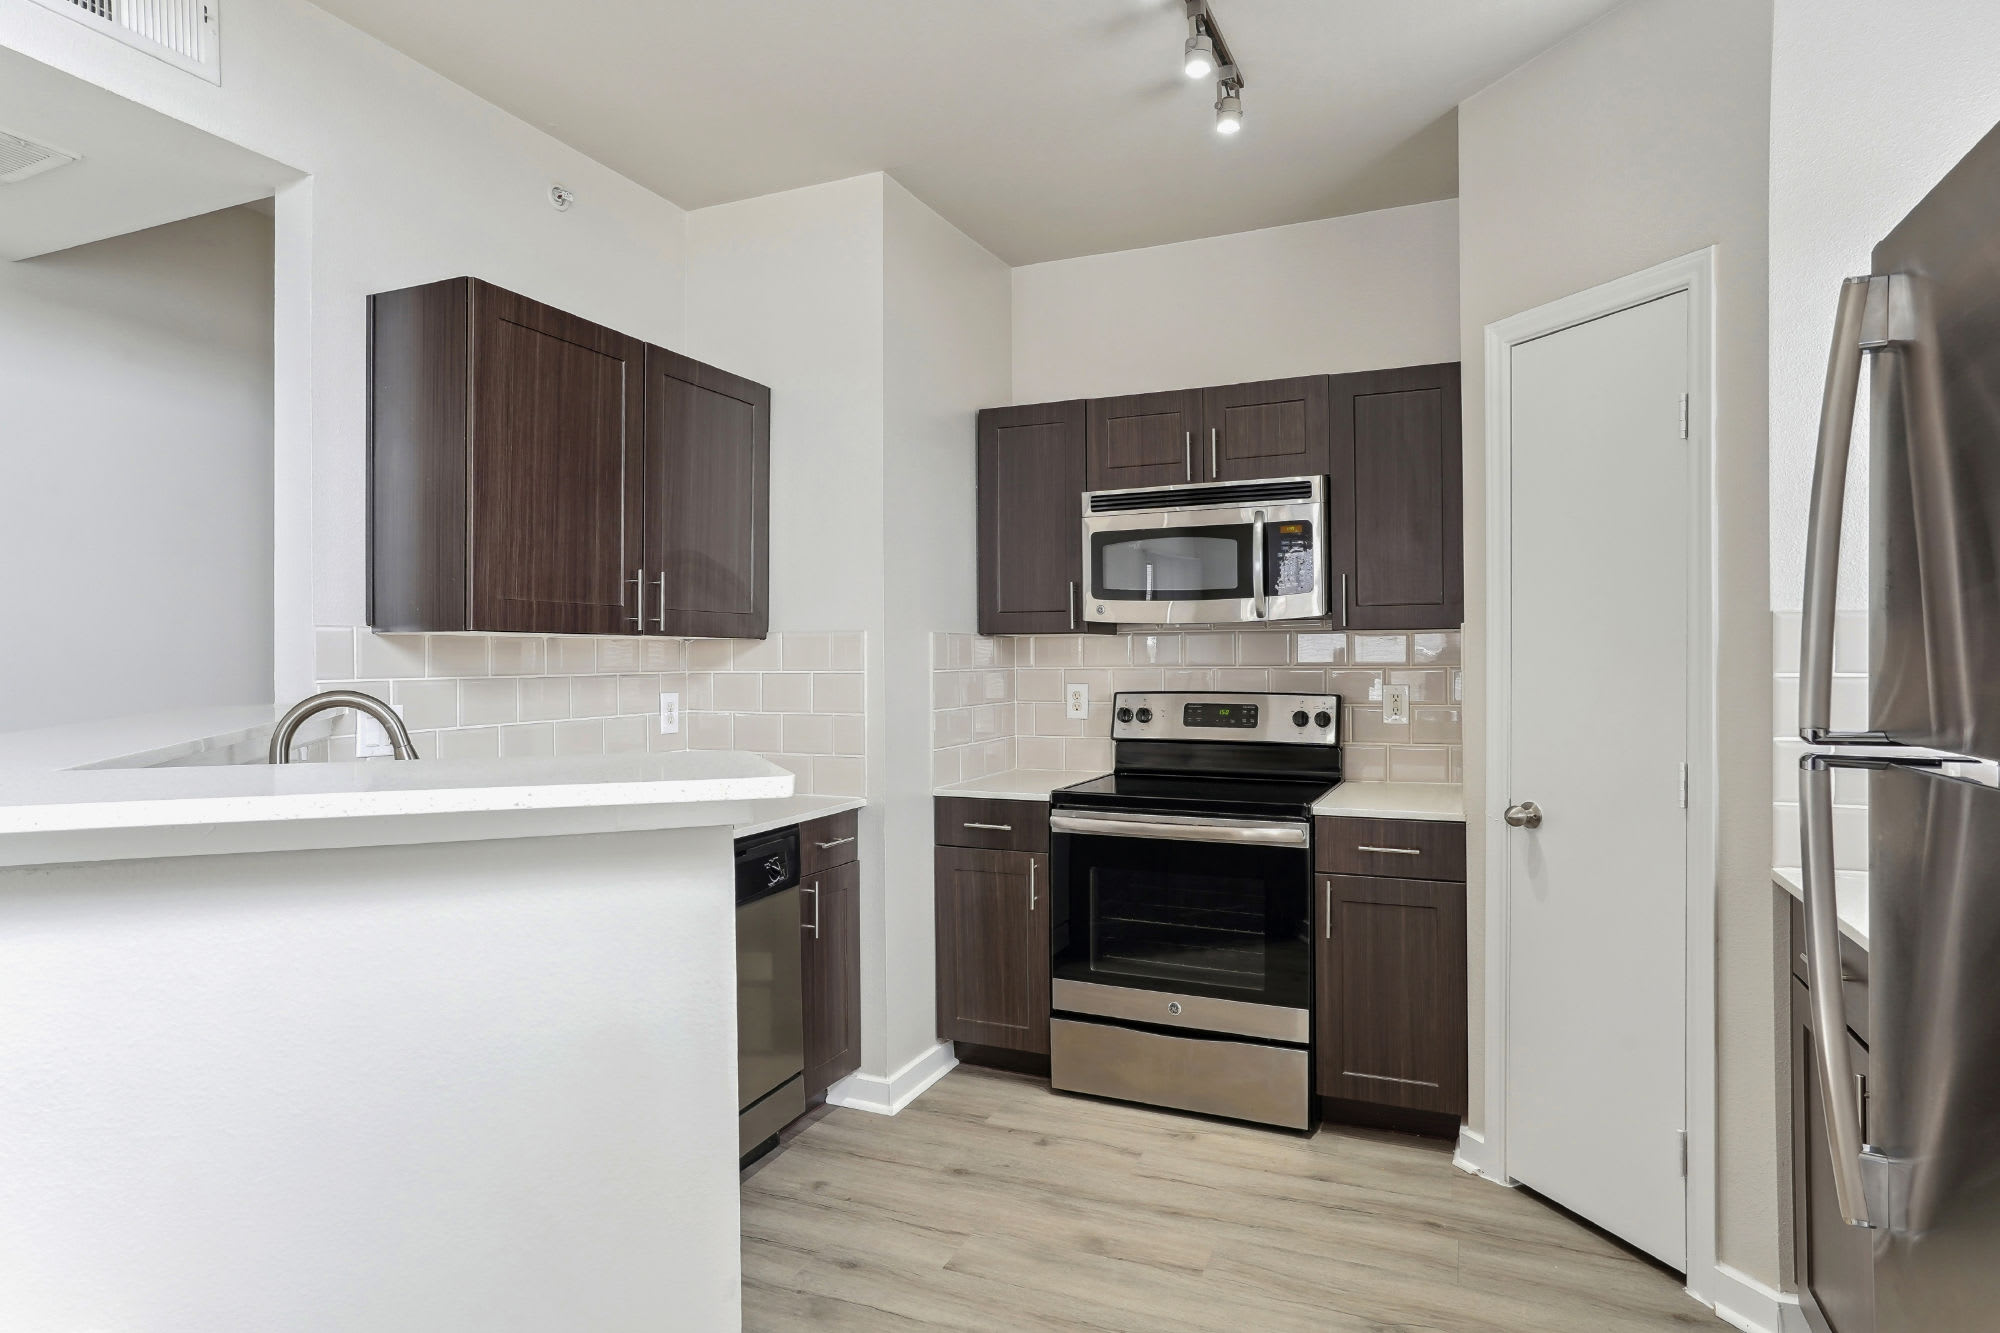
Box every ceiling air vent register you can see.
[0,131,78,186]
[27,0,219,83]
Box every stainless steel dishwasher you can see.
[734,827,804,1160]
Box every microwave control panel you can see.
[1267,521,1317,596]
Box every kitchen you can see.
[0,1,1994,1331]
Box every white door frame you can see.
[1467,248,1741,1318]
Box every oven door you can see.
[1082,500,1325,625]
[1049,810,1312,1042]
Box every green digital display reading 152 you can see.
[1183,702,1259,729]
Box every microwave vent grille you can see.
[1087,478,1316,514]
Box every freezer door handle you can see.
[1800,275,1906,745]
[1800,756,1874,1228]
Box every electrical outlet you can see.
[658,692,680,734]
[1382,684,1412,726]
[355,703,407,757]
[1065,682,1089,720]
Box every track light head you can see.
[1184,32,1216,79]
[1215,84,1242,135]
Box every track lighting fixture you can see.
[1183,2,1245,136]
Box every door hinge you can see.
[1678,393,1690,440]
[1678,762,1689,810]
[1679,1131,1689,1178]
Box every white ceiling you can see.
[312,0,1622,265]
[0,47,299,261]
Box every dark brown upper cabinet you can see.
[368,277,770,637]
[641,346,770,639]
[1202,376,1331,482]
[977,401,1104,636]
[1333,363,1463,630]
[1086,389,1202,490]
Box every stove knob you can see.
[1135,707,1153,724]
[1314,710,1334,729]
[1291,710,1310,728]
[1116,707,1134,724]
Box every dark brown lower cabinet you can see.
[935,846,1050,1054]
[802,857,861,1098]
[1793,980,1876,1333]
[1315,873,1467,1116]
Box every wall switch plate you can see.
[658,692,680,734]
[1065,683,1089,720]
[1382,684,1412,726]
[355,703,408,758]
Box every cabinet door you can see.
[1794,975,1876,1333]
[1086,389,1202,491]
[803,858,861,1098]
[1202,376,1331,482]
[978,401,1091,635]
[1316,874,1466,1115]
[641,347,770,639]
[1333,363,1463,630]
[467,281,645,634]
[935,847,1049,1054]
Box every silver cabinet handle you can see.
[1801,275,1904,744]
[1028,857,1037,912]
[1050,810,1309,847]
[626,568,647,629]
[1068,580,1077,631]
[1251,510,1267,620]
[964,821,1013,832]
[1210,426,1218,478]
[814,836,854,851]
[654,571,668,633]
[1356,845,1421,856]
[1324,879,1331,940]
[1801,756,1872,1227]
[1503,801,1542,829]
[1338,573,1348,627]
[801,881,821,939]
[1183,431,1192,482]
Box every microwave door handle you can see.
[1251,510,1266,620]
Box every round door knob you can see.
[1504,801,1543,829]
[1314,710,1333,729]
[1167,1001,1182,1016]
[1292,710,1310,727]
[1116,707,1134,723]
[1135,707,1153,723]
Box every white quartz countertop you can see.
[1774,866,1870,951]
[1313,782,1464,822]
[734,795,866,839]
[935,769,1107,802]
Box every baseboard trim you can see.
[823,1041,958,1117]
[1697,1260,1799,1333]
[1452,1125,1509,1183]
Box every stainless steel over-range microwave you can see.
[1080,476,1329,625]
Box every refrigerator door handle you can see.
[1800,275,1908,745]
[1800,755,1875,1228]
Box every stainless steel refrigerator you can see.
[1798,117,2000,1333]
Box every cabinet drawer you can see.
[1316,816,1465,881]
[935,796,1050,853]
[800,809,859,874]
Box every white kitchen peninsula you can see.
[0,748,789,1333]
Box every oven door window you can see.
[1091,526,1251,603]
[1051,831,1310,1010]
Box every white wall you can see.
[882,177,1010,1076]
[0,0,691,702]
[1010,200,1459,403]
[1458,0,1777,1291]
[0,829,743,1332]
[0,205,273,732]
[1768,1,2000,612]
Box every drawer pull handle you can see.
[814,836,855,850]
[1356,845,1422,856]
[964,821,1014,832]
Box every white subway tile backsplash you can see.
[554,718,605,756]
[598,639,642,672]
[499,722,554,758]
[689,713,732,749]
[571,676,619,719]
[814,673,865,714]
[489,636,546,676]
[517,677,570,723]
[428,635,489,678]
[459,678,518,727]
[437,726,499,759]
[1352,634,1408,666]
[712,673,761,711]
[359,632,427,680]
[1236,633,1292,666]
[550,637,600,674]
[759,672,812,713]
[1183,633,1236,666]
[1215,668,1271,691]
[393,679,457,731]
[315,628,355,681]
[732,712,784,752]
[1296,632,1346,665]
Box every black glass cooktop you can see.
[1053,771,1340,820]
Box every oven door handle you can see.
[1050,811,1309,847]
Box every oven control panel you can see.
[1110,692,1341,744]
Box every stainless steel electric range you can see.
[1047,691,1341,1131]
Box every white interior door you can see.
[1503,290,1689,1268]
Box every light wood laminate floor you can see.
[741,1065,1723,1332]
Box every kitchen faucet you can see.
[268,689,419,763]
